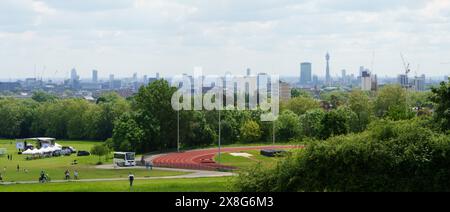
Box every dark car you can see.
[77,151,90,156]
[260,149,288,157]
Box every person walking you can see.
[128,172,135,188]
[64,170,70,180]
[0,173,3,182]
[74,170,79,180]
[17,164,20,172]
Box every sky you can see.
[0,0,450,80]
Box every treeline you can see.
[232,79,450,192]
[0,92,129,140]
[0,79,437,154]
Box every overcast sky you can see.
[0,0,450,80]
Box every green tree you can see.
[299,109,325,139]
[291,88,312,98]
[90,144,111,163]
[430,79,450,132]
[348,90,372,132]
[282,97,321,116]
[240,120,262,143]
[112,113,145,152]
[320,107,357,139]
[32,91,57,102]
[275,110,301,141]
[133,79,178,151]
[374,85,413,120]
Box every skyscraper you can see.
[325,52,331,85]
[69,68,80,89]
[398,74,409,88]
[361,70,372,91]
[246,68,251,76]
[92,70,98,83]
[70,68,78,83]
[300,62,312,85]
[341,69,346,85]
[413,74,425,91]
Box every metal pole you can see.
[272,121,275,145]
[218,109,221,164]
[178,110,180,152]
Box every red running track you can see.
[151,145,302,171]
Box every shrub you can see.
[232,120,450,192]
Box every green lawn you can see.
[214,150,280,169]
[0,177,231,192]
[0,139,188,182]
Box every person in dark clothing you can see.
[17,164,20,172]
[128,172,135,187]
[64,170,70,180]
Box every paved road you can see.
[0,166,235,185]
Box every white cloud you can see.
[0,0,449,79]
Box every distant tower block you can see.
[325,52,331,86]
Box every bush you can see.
[232,119,450,192]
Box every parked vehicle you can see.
[62,146,77,154]
[77,151,90,156]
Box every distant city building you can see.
[143,75,148,84]
[0,82,21,91]
[361,70,377,91]
[279,81,291,102]
[246,68,251,76]
[312,75,319,85]
[300,62,312,85]
[341,69,346,84]
[81,82,102,90]
[70,68,80,88]
[133,73,138,82]
[325,52,331,86]
[92,70,98,83]
[412,74,426,91]
[398,74,409,88]
[156,72,160,80]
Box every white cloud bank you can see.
[0,0,449,79]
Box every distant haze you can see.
[0,0,449,80]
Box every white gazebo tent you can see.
[22,149,33,155]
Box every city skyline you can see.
[1,0,450,79]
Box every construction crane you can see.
[401,53,411,76]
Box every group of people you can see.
[64,169,79,180]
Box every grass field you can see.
[0,139,187,182]
[0,177,231,192]
[214,150,280,169]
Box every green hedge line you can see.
[232,119,450,192]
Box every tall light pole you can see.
[272,121,275,145]
[177,109,180,152]
[218,109,221,164]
